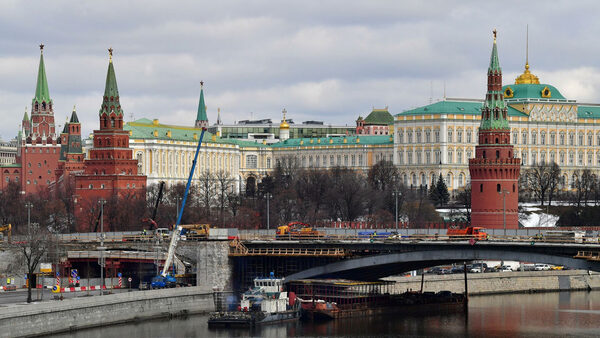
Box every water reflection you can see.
[52,291,600,337]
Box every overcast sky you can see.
[1,0,599,139]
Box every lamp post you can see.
[265,193,272,231]
[24,202,33,294]
[97,199,107,295]
[175,197,181,221]
[498,190,509,237]
[392,190,401,234]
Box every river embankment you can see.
[0,287,213,338]
[386,270,600,295]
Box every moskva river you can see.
[52,291,600,337]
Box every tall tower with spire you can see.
[16,44,61,194]
[195,82,208,128]
[469,31,521,229]
[74,48,146,231]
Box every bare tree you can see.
[13,221,50,303]
[456,185,471,224]
[198,170,216,219]
[367,160,398,191]
[525,162,554,206]
[546,162,561,206]
[215,171,235,225]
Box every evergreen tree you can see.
[429,174,450,207]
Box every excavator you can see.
[180,224,210,240]
[0,224,11,242]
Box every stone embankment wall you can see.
[386,270,600,295]
[196,241,232,292]
[0,287,213,338]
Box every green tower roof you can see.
[23,110,29,122]
[196,83,207,122]
[99,49,123,116]
[480,32,510,131]
[70,109,80,123]
[33,46,51,105]
[363,108,394,125]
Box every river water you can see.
[52,291,600,337]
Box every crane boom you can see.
[161,128,206,277]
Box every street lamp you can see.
[265,193,272,231]
[498,190,509,237]
[392,190,401,234]
[24,202,33,230]
[97,199,107,296]
[175,197,182,221]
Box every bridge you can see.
[228,234,600,286]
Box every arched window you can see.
[497,184,501,192]
[110,117,116,128]
[496,150,500,159]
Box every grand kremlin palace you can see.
[394,63,600,193]
[121,117,393,191]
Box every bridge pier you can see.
[196,241,232,292]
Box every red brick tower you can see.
[16,44,61,193]
[55,107,85,183]
[469,31,521,229]
[74,49,146,230]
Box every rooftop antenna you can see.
[443,81,446,101]
[429,80,433,104]
[526,24,529,68]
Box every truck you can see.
[276,222,323,239]
[446,227,488,240]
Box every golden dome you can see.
[280,108,290,129]
[515,63,540,84]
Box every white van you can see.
[534,264,551,271]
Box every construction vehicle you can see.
[446,226,488,240]
[276,222,322,239]
[151,128,207,288]
[180,224,210,240]
[0,224,11,242]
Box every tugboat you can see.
[208,273,301,327]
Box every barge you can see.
[288,279,465,320]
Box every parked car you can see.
[450,266,465,274]
[437,268,451,275]
[484,267,498,273]
[469,266,482,273]
[427,267,442,274]
[534,264,551,271]
[551,265,564,270]
[469,263,487,273]
[498,266,512,272]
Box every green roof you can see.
[271,135,392,148]
[398,100,528,118]
[124,118,269,148]
[196,85,207,122]
[70,110,79,123]
[502,83,566,100]
[363,109,393,125]
[33,51,51,105]
[99,58,124,116]
[577,106,600,119]
[489,39,501,73]
[23,111,29,122]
